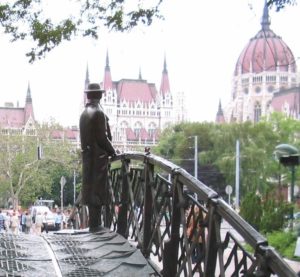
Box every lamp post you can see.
[235,140,240,210]
[274,144,300,228]
[194,136,198,180]
[188,136,198,180]
[73,170,76,205]
[60,176,66,212]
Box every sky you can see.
[0,0,300,127]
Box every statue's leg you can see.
[88,205,102,232]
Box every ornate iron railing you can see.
[99,151,297,276]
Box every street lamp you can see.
[188,136,198,180]
[274,144,300,227]
[60,176,66,212]
[73,170,76,205]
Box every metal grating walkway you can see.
[0,229,158,276]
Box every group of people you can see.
[0,209,20,234]
[0,208,70,235]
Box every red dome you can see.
[234,6,296,76]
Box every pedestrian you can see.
[20,211,26,232]
[79,83,116,232]
[10,211,19,235]
[187,206,204,265]
[0,210,6,233]
[4,212,10,232]
[35,212,43,235]
[42,212,48,233]
[25,211,32,234]
[55,211,62,230]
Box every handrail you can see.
[94,151,297,276]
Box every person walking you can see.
[4,212,10,232]
[20,211,26,233]
[35,212,43,235]
[79,83,116,232]
[55,211,63,231]
[0,210,6,233]
[25,211,32,234]
[10,211,19,235]
[187,206,204,266]
[42,212,48,233]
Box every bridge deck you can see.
[0,229,158,276]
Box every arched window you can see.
[120,121,128,135]
[148,122,157,139]
[254,102,261,122]
[134,122,142,138]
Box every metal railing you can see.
[93,151,297,276]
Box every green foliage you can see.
[0,121,80,209]
[267,231,297,259]
[0,0,163,62]
[260,197,292,232]
[155,115,300,224]
[0,1,295,62]
[240,189,292,232]
[240,191,262,230]
[244,230,299,260]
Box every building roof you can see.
[0,107,26,128]
[234,3,296,75]
[117,79,157,103]
[271,87,300,115]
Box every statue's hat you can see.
[84,83,105,94]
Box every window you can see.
[148,122,156,139]
[255,86,261,93]
[242,78,249,85]
[134,122,142,139]
[267,85,274,93]
[280,76,288,83]
[253,76,262,83]
[254,103,261,122]
[266,75,276,82]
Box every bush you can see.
[240,191,262,230]
[240,190,292,233]
[267,231,299,260]
[260,199,291,233]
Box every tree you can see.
[0,0,163,62]
[0,122,79,209]
[240,191,262,230]
[155,115,300,204]
[0,129,39,209]
[0,0,295,62]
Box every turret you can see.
[24,82,34,123]
[103,50,113,90]
[216,100,225,124]
[159,54,171,96]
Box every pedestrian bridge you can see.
[1,151,298,276]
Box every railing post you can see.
[204,199,220,276]
[117,158,129,238]
[163,172,181,277]
[142,158,154,256]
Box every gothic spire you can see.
[26,82,32,103]
[105,49,110,70]
[85,63,90,89]
[216,99,225,124]
[103,50,113,90]
[261,0,271,30]
[159,54,170,95]
[163,54,168,74]
[25,81,34,122]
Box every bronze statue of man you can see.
[79,83,116,232]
